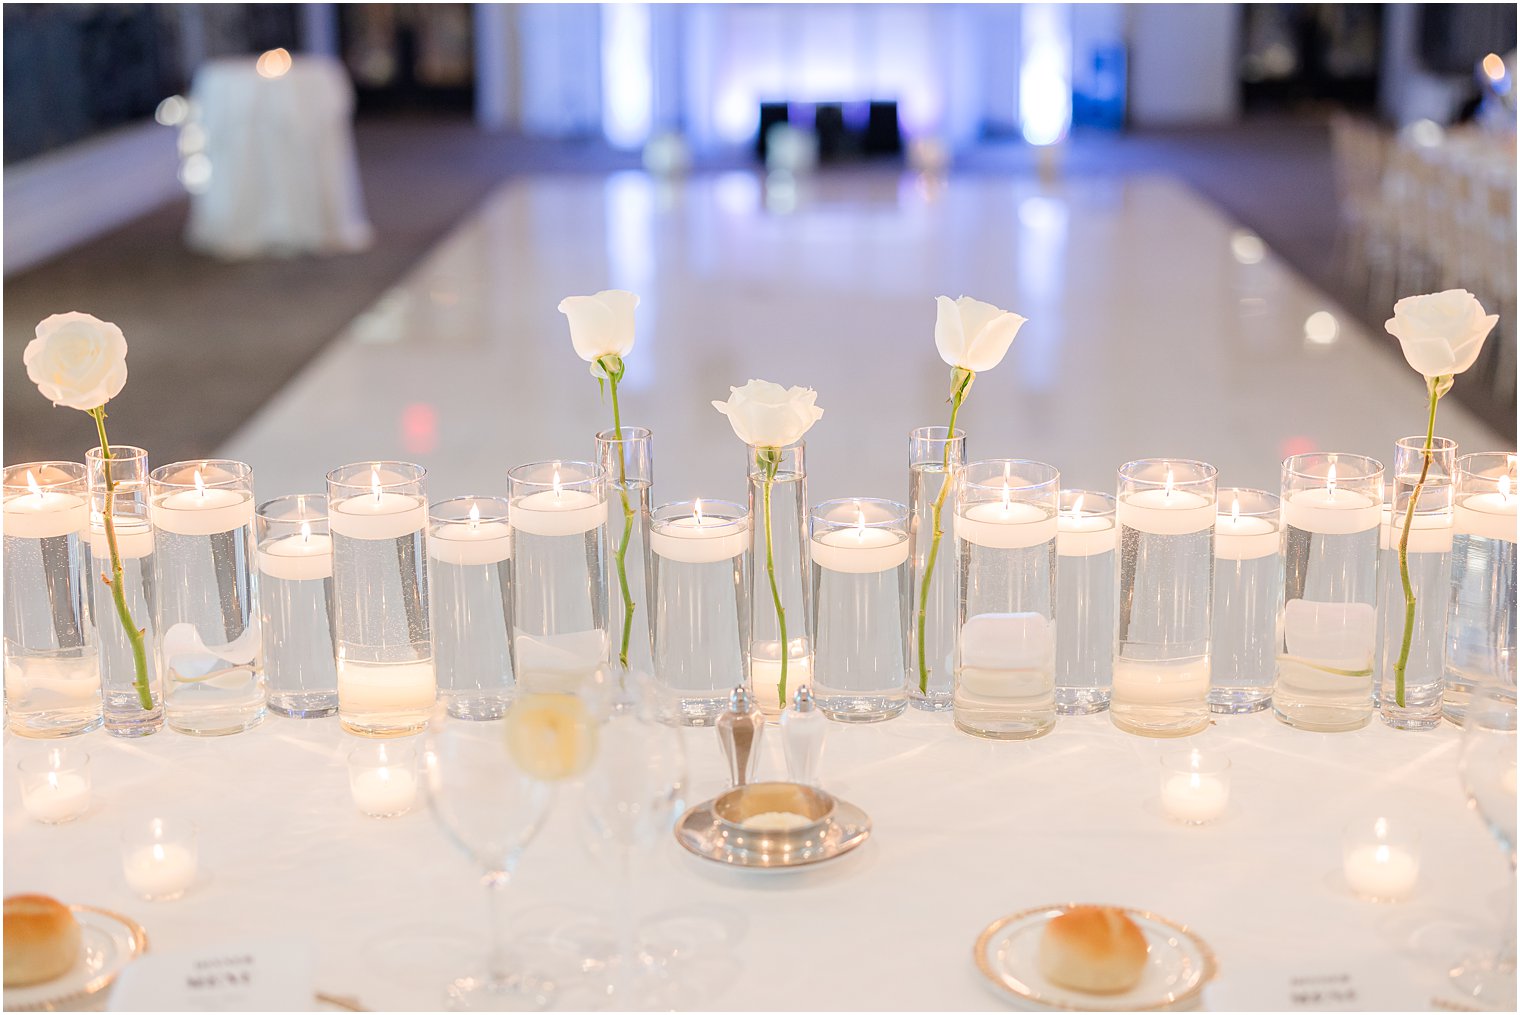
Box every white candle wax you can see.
[1281,487,1379,535]
[1056,514,1115,557]
[89,520,154,560]
[350,766,417,817]
[1344,844,1419,901]
[1111,657,1211,705]
[1378,508,1453,553]
[811,526,909,573]
[1215,514,1278,560]
[151,488,254,536]
[955,501,1058,549]
[4,490,87,539]
[510,490,607,537]
[430,521,511,566]
[650,514,747,563]
[329,493,427,540]
[22,772,90,823]
[1161,772,1229,824]
[258,532,333,580]
[1116,489,1215,535]
[1454,494,1517,542]
[514,630,608,692]
[123,842,197,899]
[336,658,437,713]
[957,613,1054,698]
[749,652,812,712]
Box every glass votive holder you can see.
[429,497,513,721]
[1055,490,1116,715]
[256,495,337,719]
[1342,816,1420,902]
[1446,453,1518,724]
[348,742,419,818]
[1158,748,1230,825]
[649,499,750,726]
[1211,488,1282,714]
[17,748,92,824]
[122,817,198,901]
[810,498,911,723]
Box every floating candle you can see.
[510,466,607,537]
[329,468,427,540]
[1056,493,1116,557]
[1216,493,1279,560]
[258,521,334,580]
[811,503,909,573]
[151,468,254,536]
[650,499,748,563]
[430,501,511,565]
[4,470,88,539]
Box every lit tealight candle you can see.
[430,500,512,566]
[4,470,88,539]
[1342,816,1419,902]
[258,519,334,580]
[17,748,91,824]
[956,477,1059,549]
[1215,491,1279,561]
[122,818,198,900]
[510,464,608,537]
[348,743,418,818]
[151,467,255,536]
[1117,466,1215,535]
[812,501,909,573]
[650,499,748,564]
[1282,463,1380,535]
[329,467,428,540]
[1454,464,1518,543]
[1159,748,1230,825]
[1056,493,1116,557]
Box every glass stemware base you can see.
[1449,950,1517,1011]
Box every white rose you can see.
[24,312,129,411]
[557,289,638,363]
[934,295,1027,372]
[1384,289,1497,379]
[712,379,825,448]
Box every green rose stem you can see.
[597,354,637,669]
[1393,374,1449,708]
[88,406,152,710]
[916,366,974,693]
[757,446,788,707]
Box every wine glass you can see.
[577,671,688,1008]
[423,691,592,1011]
[1450,684,1517,1009]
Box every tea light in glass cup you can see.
[18,748,91,824]
[348,742,418,818]
[1342,816,1420,902]
[122,817,198,900]
[1159,748,1231,824]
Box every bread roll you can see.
[4,894,81,987]
[1037,905,1148,994]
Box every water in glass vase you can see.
[333,527,434,735]
[1377,542,1451,729]
[955,536,1056,739]
[509,524,607,691]
[1210,552,1279,714]
[430,555,512,720]
[812,558,910,723]
[1446,532,1518,723]
[652,550,747,724]
[908,456,960,711]
[157,527,265,736]
[4,530,100,736]
[259,569,338,717]
[1275,524,1378,732]
[1055,549,1114,714]
[89,524,161,734]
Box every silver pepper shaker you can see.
[781,685,826,786]
[717,684,764,788]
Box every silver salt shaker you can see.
[716,684,764,788]
[781,685,826,786]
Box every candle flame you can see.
[552,464,562,498]
[1070,494,1085,521]
[468,502,480,530]
[1001,481,1011,512]
[152,843,166,862]
[25,470,40,498]
[300,520,311,543]
[194,469,206,498]
[1164,467,1174,499]
[1327,463,1337,497]
[694,498,704,525]
[855,501,867,539]
[1231,496,1240,524]
[1502,474,1512,501]
[1373,843,1391,865]
[1374,816,1388,839]
[46,772,59,791]
[371,467,382,504]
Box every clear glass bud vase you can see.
[597,427,653,677]
[86,446,162,736]
[1378,435,1456,730]
[746,441,813,717]
[907,425,966,711]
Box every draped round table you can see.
[185,55,373,260]
[3,708,1505,1010]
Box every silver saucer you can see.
[675,793,871,870]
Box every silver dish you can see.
[675,786,870,870]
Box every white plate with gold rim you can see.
[974,904,1217,1011]
[4,904,148,1011]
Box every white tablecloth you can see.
[3,709,1506,1011]
[185,56,373,260]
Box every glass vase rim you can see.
[17,747,90,774]
[430,495,511,524]
[1118,457,1218,487]
[811,496,909,528]
[908,425,967,441]
[149,458,253,491]
[1217,487,1280,514]
[961,458,1060,494]
[85,444,149,462]
[1281,452,1382,484]
[1159,747,1230,775]
[744,438,806,452]
[595,425,653,444]
[652,497,747,520]
[1393,435,1458,452]
[324,460,427,491]
[256,493,329,519]
[3,460,87,492]
[1455,451,1517,479]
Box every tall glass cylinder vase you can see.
[327,462,434,737]
[1275,453,1382,732]
[1056,490,1115,714]
[747,441,812,718]
[907,426,966,712]
[3,463,99,737]
[256,495,337,718]
[150,460,264,736]
[86,446,160,736]
[954,461,1060,740]
[1111,459,1217,738]
[650,499,749,725]
[508,460,609,693]
[811,498,910,722]
[1379,436,1456,730]
[429,496,513,720]
[597,427,652,676]
[1446,453,1518,724]
[1211,488,1282,714]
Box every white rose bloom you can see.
[712,379,825,448]
[24,312,129,411]
[1384,289,1498,379]
[557,289,639,362]
[934,295,1027,372]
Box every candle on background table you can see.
[1454,466,1517,542]
[1215,489,1279,560]
[1056,491,1116,557]
[3,468,88,539]
[430,501,511,566]
[122,818,198,900]
[650,499,748,564]
[1342,816,1419,902]
[1159,748,1230,824]
[509,463,608,538]
[149,466,255,536]
[17,748,91,824]
[348,743,418,818]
